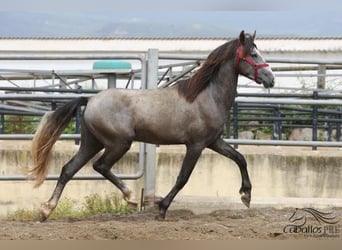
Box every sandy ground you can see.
[1,207,342,240]
[1,141,342,240]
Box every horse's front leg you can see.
[208,138,252,208]
[158,144,204,219]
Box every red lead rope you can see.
[235,44,269,83]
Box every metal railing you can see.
[1,53,342,147]
[0,51,155,184]
[228,92,342,150]
[1,90,342,148]
[1,50,342,185]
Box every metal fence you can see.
[1,52,342,147]
[2,89,342,147]
[1,50,342,190]
[227,91,342,150]
[0,50,156,194]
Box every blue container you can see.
[93,60,132,70]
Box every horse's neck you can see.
[211,62,238,113]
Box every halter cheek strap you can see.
[235,44,269,83]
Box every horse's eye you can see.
[250,52,258,58]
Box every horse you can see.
[30,31,275,221]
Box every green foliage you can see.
[82,193,133,217]
[259,125,272,134]
[2,115,77,134]
[49,198,77,220]
[6,208,38,221]
[62,119,77,134]
[3,115,40,134]
[6,193,134,221]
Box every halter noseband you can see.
[235,43,269,83]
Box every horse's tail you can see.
[30,97,88,187]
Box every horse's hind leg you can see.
[92,141,133,200]
[208,138,252,208]
[39,125,103,222]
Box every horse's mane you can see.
[177,39,239,102]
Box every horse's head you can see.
[288,208,307,226]
[236,30,275,89]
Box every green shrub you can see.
[6,193,134,221]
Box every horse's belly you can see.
[134,126,185,145]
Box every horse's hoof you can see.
[123,189,132,201]
[38,208,49,222]
[38,202,52,222]
[38,212,48,222]
[155,214,165,221]
[155,207,167,221]
[240,192,251,208]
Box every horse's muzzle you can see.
[263,77,275,88]
[260,68,275,88]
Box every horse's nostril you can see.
[270,78,275,87]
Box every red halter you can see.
[235,43,269,83]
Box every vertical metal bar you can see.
[51,102,57,111]
[337,108,341,142]
[143,49,158,206]
[317,64,326,89]
[92,78,96,89]
[275,106,282,140]
[131,74,135,89]
[312,91,318,150]
[327,121,332,141]
[273,108,278,140]
[316,65,325,145]
[52,70,55,88]
[108,75,117,89]
[323,115,329,142]
[278,107,283,140]
[0,113,4,134]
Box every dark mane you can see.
[177,39,239,102]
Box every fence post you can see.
[317,64,326,89]
[0,113,4,134]
[108,75,117,89]
[143,49,158,207]
[312,91,318,150]
[337,108,341,142]
[273,106,282,140]
[51,101,57,111]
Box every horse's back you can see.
[83,87,224,146]
[83,88,191,145]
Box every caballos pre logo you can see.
[283,208,341,238]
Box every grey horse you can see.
[30,31,275,221]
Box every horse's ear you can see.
[239,30,246,45]
[252,30,256,40]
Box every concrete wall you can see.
[0,141,341,216]
[155,146,342,199]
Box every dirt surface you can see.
[1,141,341,240]
[1,207,342,240]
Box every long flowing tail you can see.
[30,97,88,187]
